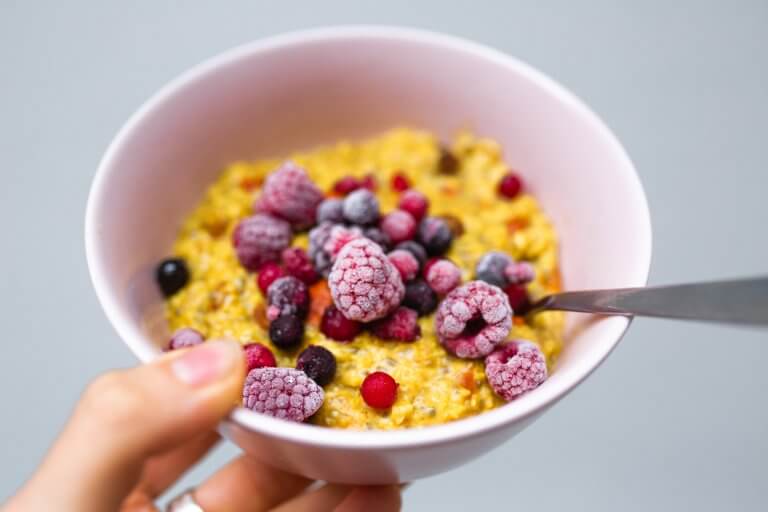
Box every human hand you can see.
[4,340,401,511]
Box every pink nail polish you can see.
[171,341,237,385]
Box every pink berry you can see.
[328,238,405,322]
[485,341,547,401]
[387,249,419,281]
[168,327,204,350]
[422,257,440,278]
[398,189,429,221]
[391,172,410,192]
[504,284,531,314]
[324,224,363,260]
[380,209,417,244]
[242,367,324,422]
[281,247,319,285]
[371,307,421,342]
[361,174,378,191]
[320,304,362,341]
[425,259,462,294]
[498,172,523,199]
[233,214,292,272]
[361,371,398,409]
[243,342,277,371]
[504,261,536,285]
[435,281,512,359]
[257,262,286,295]
[255,161,323,229]
[333,176,362,195]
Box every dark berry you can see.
[266,276,309,321]
[398,189,429,221]
[281,247,319,285]
[417,217,453,256]
[342,189,380,225]
[316,198,345,224]
[403,279,438,316]
[333,176,362,195]
[363,227,392,252]
[320,304,362,341]
[499,172,523,199]
[243,342,277,371]
[371,307,421,342]
[391,172,410,192]
[296,345,337,386]
[475,251,514,288]
[269,314,304,349]
[504,284,532,314]
[156,258,190,297]
[257,262,286,295]
[437,146,459,174]
[361,371,398,408]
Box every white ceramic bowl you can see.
[86,26,652,484]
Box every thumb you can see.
[13,339,244,511]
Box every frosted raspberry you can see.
[168,327,204,350]
[342,189,380,225]
[398,189,429,221]
[504,261,536,285]
[266,276,309,320]
[233,214,292,272]
[243,342,276,371]
[435,281,512,359]
[308,223,361,277]
[281,247,318,284]
[316,198,345,224]
[324,224,363,260]
[380,209,417,244]
[371,306,421,342]
[485,341,547,401]
[255,161,323,230]
[242,367,324,422]
[426,259,462,294]
[387,249,419,281]
[328,238,405,322]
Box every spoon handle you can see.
[533,276,768,326]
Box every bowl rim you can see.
[86,25,652,450]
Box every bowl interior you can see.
[87,28,651,445]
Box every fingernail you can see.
[171,340,241,386]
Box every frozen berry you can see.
[296,345,336,386]
[342,189,380,226]
[269,314,304,349]
[255,161,323,230]
[395,241,427,268]
[426,259,462,294]
[328,238,405,322]
[281,247,318,285]
[316,198,345,224]
[371,307,421,342]
[333,176,362,195]
[504,261,536,285]
[380,209,417,244]
[437,146,459,174]
[361,371,398,408]
[504,284,531,314]
[233,214,292,272]
[243,342,277,371]
[257,262,286,295]
[267,276,309,320]
[398,189,429,222]
[156,258,189,297]
[308,222,335,276]
[361,174,377,191]
[403,279,438,316]
[417,217,453,256]
[320,304,362,341]
[435,281,512,359]
[475,251,514,288]
[391,172,410,192]
[243,367,323,422]
[324,224,363,260]
[485,341,547,401]
[363,227,392,252]
[167,327,204,350]
[387,249,420,281]
[498,172,523,199]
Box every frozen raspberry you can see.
[371,307,421,342]
[417,217,453,256]
[504,284,532,314]
[485,341,547,401]
[361,371,398,408]
[435,281,512,359]
[498,172,523,199]
[380,209,417,244]
[475,251,514,288]
[426,259,462,295]
[504,261,536,285]
[257,262,286,295]
[281,247,318,285]
[437,146,459,174]
[168,327,204,350]
[269,314,305,349]
[266,276,309,320]
[316,198,345,224]
[391,172,410,192]
[243,342,277,371]
[395,241,427,268]
[320,304,362,341]
[398,189,429,222]
[403,279,438,316]
[324,224,363,260]
[296,345,336,386]
[233,214,292,272]
[363,227,392,252]
[333,176,362,195]
[387,249,419,281]
[328,238,405,322]
[342,189,380,226]
[255,161,323,230]
[243,367,324,422]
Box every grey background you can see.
[1,1,766,510]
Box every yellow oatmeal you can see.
[166,128,564,429]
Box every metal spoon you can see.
[527,276,768,326]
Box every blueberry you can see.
[156,258,189,297]
[394,240,427,269]
[296,345,337,386]
[417,217,453,256]
[316,198,345,224]
[475,251,513,288]
[363,227,392,252]
[269,314,305,349]
[403,279,438,316]
[342,189,380,225]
